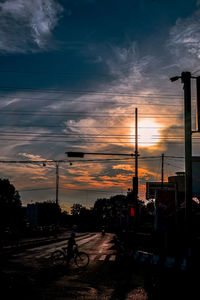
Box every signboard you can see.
[192,156,200,197]
[154,189,176,231]
[157,190,176,217]
[146,182,176,199]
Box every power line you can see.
[2,133,200,139]
[0,125,183,129]
[0,94,186,105]
[1,138,200,143]
[0,110,184,116]
[0,93,184,102]
[0,130,169,135]
[0,156,181,165]
[166,161,184,170]
[0,85,184,97]
[19,186,127,194]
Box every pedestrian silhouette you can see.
[66,232,76,266]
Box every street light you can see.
[66,152,135,157]
[170,71,193,268]
[170,76,181,82]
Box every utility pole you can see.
[161,153,164,188]
[170,71,193,265]
[133,107,138,199]
[196,76,200,132]
[55,162,59,236]
[182,72,192,261]
[131,108,139,226]
[135,108,138,180]
[56,162,59,206]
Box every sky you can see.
[0,0,200,212]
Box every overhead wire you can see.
[0,85,184,97]
[0,110,184,116]
[19,186,127,194]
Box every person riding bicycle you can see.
[66,232,76,266]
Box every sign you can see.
[154,189,176,231]
[157,190,176,217]
[146,182,176,199]
[192,156,200,197]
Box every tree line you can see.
[0,178,155,246]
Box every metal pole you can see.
[133,108,139,203]
[133,108,138,201]
[161,153,164,188]
[181,71,192,261]
[133,108,139,225]
[196,76,200,132]
[135,108,138,180]
[56,162,59,206]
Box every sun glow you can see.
[137,119,163,147]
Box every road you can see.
[0,232,196,300]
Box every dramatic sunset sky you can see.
[0,0,200,212]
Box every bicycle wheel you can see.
[75,252,89,268]
[51,250,65,265]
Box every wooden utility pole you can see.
[196,76,200,132]
[134,107,138,197]
[161,153,164,188]
[56,162,59,206]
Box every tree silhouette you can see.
[0,178,22,232]
[71,203,83,215]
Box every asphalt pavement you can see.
[1,232,199,299]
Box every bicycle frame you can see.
[51,243,89,268]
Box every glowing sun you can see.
[137,119,163,147]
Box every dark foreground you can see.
[0,232,199,300]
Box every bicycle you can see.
[51,243,90,268]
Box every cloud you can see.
[168,9,200,67]
[0,0,63,53]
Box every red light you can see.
[130,207,135,216]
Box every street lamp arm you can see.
[66,151,136,157]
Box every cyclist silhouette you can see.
[66,232,76,266]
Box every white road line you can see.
[35,254,50,259]
[109,255,116,261]
[12,234,97,260]
[29,235,98,260]
[90,255,97,261]
[77,234,99,247]
[99,255,107,261]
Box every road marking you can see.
[109,255,116,261]
[99,255,107,261]
[90,255,97,261]
[77,234,99,247]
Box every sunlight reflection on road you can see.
[125,287,148,300]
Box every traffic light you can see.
[196,76,200,132]
[130,207,135,217]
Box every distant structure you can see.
[146,172,185,203]
[168,172,185,204]
[146,171,185,224]
[26,203,39,227]
[26,202,59,227]
[146,182,176,200]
